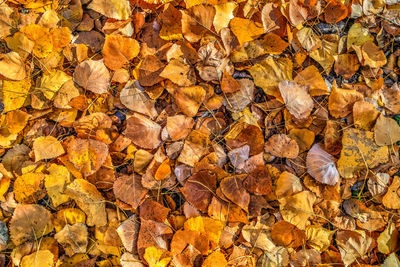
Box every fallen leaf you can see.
[102,35,140,70]
[305,225,334,252]
[181,170,216,212]
[337,128,388,178]
[73,60,110,94]
[184,216,224,246]
[213,2,237,33]
[65,179,107,227]
[114,174,148,209]
[10,204,53,246]
[306,143,339,186]
[181,5,216,43]
[279,80,314,120]
[160,58,196,86]
[14,172,45,203]
[294,65,329,96]
[54,223,88,256]
[279,191,316,230]
[0,52,26,80]
[377,222,398,254]
[229,17,264,46]
[271,221,305,248]
[67,138,108,177]
[336,230,373,266]
[174,86,206,117]
[45,164,71,207]
[33,136,65,162]
[265,134,299,159]
[374,114,400,146]
[383,176,400,209]
[328,84,364,118]
[20,250,54,267]
[144,246,171,267]
[249,57,292,98]
[220,176,250,212]
[361,40,387,68]
[2,78,31,113]
[87,0,131,20]
[124,113,162,150]
[202,250,227,267]
[353,101,379,131]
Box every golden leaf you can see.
[21,250,54,267]
[202,250,227,267]
[33,136,65,162]
[184,216,224,246]
[45,164,71,207]
[65,179,107,227]
[102,35,140,70]
[337,128,388,178]
[0,52,26,80]
[229,17,264,46]
[14,172,45,203]
[374,114,400,146]
[87,0,131,20]
[144,246,171,267]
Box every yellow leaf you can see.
[38,69,71,100]
[294,65,329,96]
[383,176,400,209]
[174,86,206,117]
[377,222,398,254]
[4,110,30,134]
[353,101,380,131]
[249,57,292,98]
[53,208,86,232]
[33,136,65,162]
[184,216,224,245]
[337,128,388,178]
[160,58,195,86]
[213,2,237,33]
[144,246,171,267]
[21,250,54,267]
[87,0,131,20]
[229,17,264,46]
[328,83,363,118]
[45,164,71,207]
[347,23,373,51]
[202,250,227,267]
[14,172,45,203]
[279,191,316,230]
[20,24,53,58]
[305,225,334,252]
[65,179,107,227]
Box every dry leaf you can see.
[2,78,31,113]
[271,221,305,248]
[124,113,162,150]
[220,176,250,212]
[305,225,334,252]
[353,101,379,131]
[377,222,398,254]
[174,86,206,117]
[181,170,216,212]
[265,134,299,159]
[87,0,131,20]
[336,230,373,266]
[14,172,45,203]
[33,136,65,162]
[181,5,216,43]
[114,174,148,209]
[328,84,364,118]
[10,204,53,246]
[374,114,400,146]
[229,17,264,46]
[20,250,54,267]
[73,60,110,94]
[383,176,400,209]
[54,223,88,256]
[202,250,227,267]
[102,35,140,70]
[120,80,157,119]
[67,138,108,177]
[337,128,388,178]
[306,143,339,186]
[65,179,107,227]
[279,191,316,230]
[279,80,314,120]
[0,52,26,80]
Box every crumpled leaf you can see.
[73,60,110,94]
[265,134,299,159]
[374,114,400,146]
[102,35,140,70]
[67,138,108,177]
[87,0,131,20]
[10,204,53,246]
[33,136,65,162]
[65,179,107,227]
[279,80,313,120]
[337,128,388,178]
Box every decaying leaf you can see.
[374,114,400,146]
[306,143,339,186]
[279,80,314,120]
[336,230,373,266]
[87,0,131,20]
[54,223,88,256]
[124,113,162,150]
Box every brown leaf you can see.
[113,174,148,210]
[124,113,162,150]
[139,199,170,223]
[10,204,53,246]
[73,60,110,94]
[374,114,400,146]
[181,170,216,213]
[220,175,250,212]
[181,5,216,43]
[174,86,206,117]
[328,83,363,118]
[54,223,88,256]
[265,134,299,159]
[271,221,306,248]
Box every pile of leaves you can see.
[0,0,400,266]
